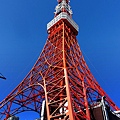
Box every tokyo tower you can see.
[0,0,119,120]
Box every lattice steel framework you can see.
[0,0,119,120]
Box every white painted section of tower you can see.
[40,100,45,120]
[47,12,79,32]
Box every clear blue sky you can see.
[0,0,120,119]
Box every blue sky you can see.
[0,0,120,119]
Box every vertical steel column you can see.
[62,22,74,120]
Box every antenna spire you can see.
[55,0,73,17]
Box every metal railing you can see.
[47,12,79,32]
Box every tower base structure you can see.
[39,98,120,120]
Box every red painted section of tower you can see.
[0,0,119,120]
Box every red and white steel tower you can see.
[0,0,119,120]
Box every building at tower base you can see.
[91,105,120,120]
[38,99,120,120]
